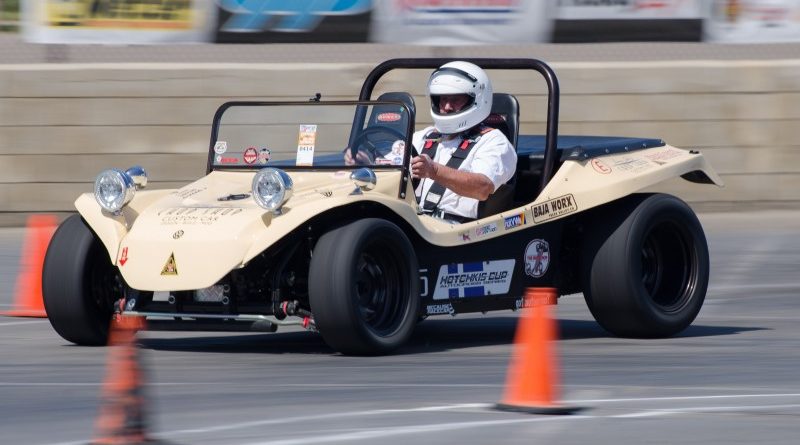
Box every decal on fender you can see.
[524,239,550,278]
[426,303,454,315]
[591,158,611,174]
[475,222,498,237]
[644,147,683,165]
[611,156,651,173]
[119,247,129,266]
[504,212,526,229]
[161,253,178,276]
[433,259,515,300]
[531,194,577,224]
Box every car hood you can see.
[77,169,405,291]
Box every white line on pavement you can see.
[570,393,800,403]
[613,403,800,418]
[163,403,492,436]
[159,394,800,438]
[39,393,800,445]
[0,319,47,327]
[242,416,593,445]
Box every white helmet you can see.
[428,61,493,135]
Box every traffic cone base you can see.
[494,402,582,415]
[2,214,57,318]
[495,287,585,415]
[90,315,169,445]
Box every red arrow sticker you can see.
[119,247,129,266]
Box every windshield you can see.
[210,101,412,170]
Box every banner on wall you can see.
[369,0,553,44]
[556,0,703,19]
[553,0,704,42]
[705,0,800,42]
[23,0,217,43]
[214,0,373,43]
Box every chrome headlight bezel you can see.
[252,168,293,213]
[94,168,136,214]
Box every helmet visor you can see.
[430,93,476,116]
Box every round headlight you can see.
[252,168,293,213]
[94,169,135,214]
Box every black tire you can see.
[42,215,119,345]
[581,194,709,338]
[309,219,419,355]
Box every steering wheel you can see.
[350,126,406,162]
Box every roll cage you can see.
[357,58,561,197]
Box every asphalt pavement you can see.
[1,210,799,445]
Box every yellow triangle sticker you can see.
[160,253,178,276]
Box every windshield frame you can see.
[206,100,416,177]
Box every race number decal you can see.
[296,124,317,166]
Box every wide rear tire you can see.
[581,194,709,337]
[42,215,119,345]
[309,219,419,355]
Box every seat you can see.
[351,92,416,161]
[483,93,519,147]
[477,93,520,218]
[368,91,416,134]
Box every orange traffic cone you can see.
[3,214,58,318]
[495,287,582,415]
[90,315,165,445]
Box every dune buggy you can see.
[42,58,722,355]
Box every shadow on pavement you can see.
[140,316,763,355]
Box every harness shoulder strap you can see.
[421,126,488,212]
[422,129,441,158]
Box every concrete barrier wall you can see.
[1,60,798,226]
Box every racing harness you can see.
[417,125,494,223]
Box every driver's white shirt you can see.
[412,126,516,220]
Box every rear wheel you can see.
[43,215,119,345]
[581,194,709,337]
[309,219,419,355]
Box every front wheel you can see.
[42,215,119,345]
[581,194,709,338]
[309,219,419,355]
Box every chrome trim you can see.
[350,167,376,195]
[125,165,148,189]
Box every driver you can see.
[411,61,516,224]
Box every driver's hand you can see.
[411,154,437,179]
[344,148,372,166]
